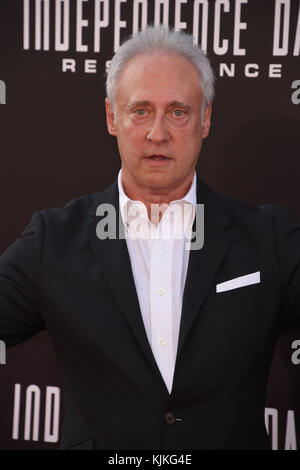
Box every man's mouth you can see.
[145,155,169,160]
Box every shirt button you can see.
[164,412,176,425]
[130,203,140,212]
[157,287,165,296]
[159,338,166,347]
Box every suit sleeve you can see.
[0,211,46,347]
[275,206,300,329]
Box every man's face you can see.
[105,53,211,196]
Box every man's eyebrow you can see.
[168,101,192,111]
[126,100,192,111]
[126,100,151,110]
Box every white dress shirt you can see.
[118,169,197,393]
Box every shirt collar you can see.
[118,168,197,226]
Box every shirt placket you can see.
[150,230,175,393]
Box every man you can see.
[0,26,300,450]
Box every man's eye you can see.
[135,109,147,116]
[173,109,185,117]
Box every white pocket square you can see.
[216,271,260,293]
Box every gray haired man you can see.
[1,26,300,450]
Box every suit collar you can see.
[88,179,119,218]
[88,174,231,228]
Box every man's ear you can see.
[202,103,212,139]
[105,98,117,136]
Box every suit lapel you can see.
[87,181,163,380]
[176,178,233,358]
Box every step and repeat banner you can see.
[0,0,299,450]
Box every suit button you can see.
[164,412,176,424]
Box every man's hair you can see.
[106,26,215,112]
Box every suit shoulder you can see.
[39,192,101,225]
[31,191,109,247]
[205,185,299,235]
[215,190,297,224]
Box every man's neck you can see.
[121,174,195,223]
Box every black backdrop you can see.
[0,0,299,449]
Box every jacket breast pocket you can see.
[212,282,268,304]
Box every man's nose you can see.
[146,115,170,143]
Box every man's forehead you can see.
[114,53,203,107]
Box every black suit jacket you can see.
[1,176,300,450]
